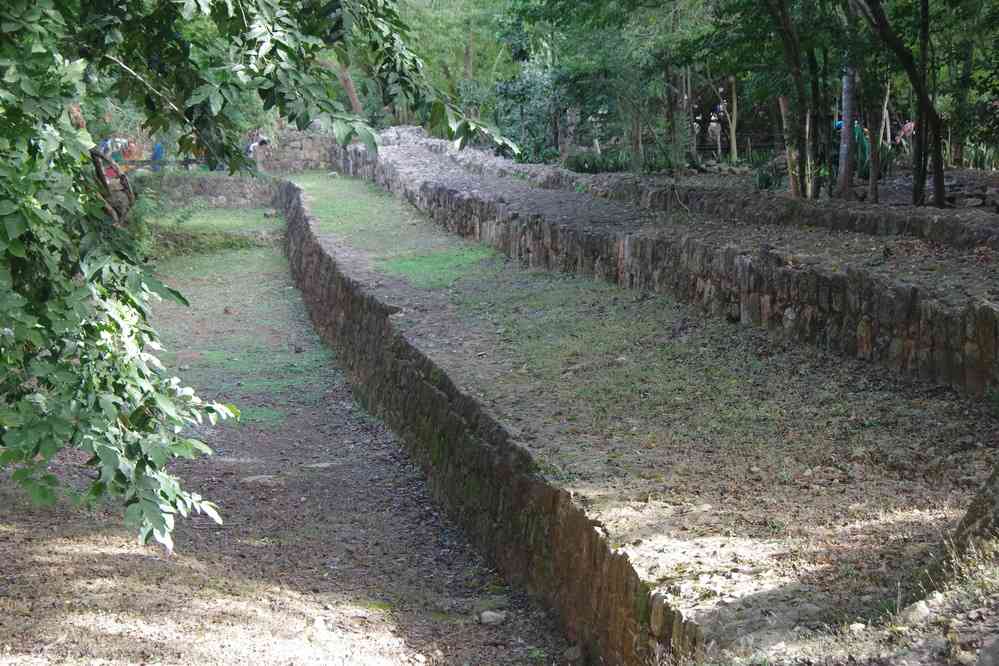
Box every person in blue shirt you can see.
[151,142,165,172]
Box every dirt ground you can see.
[291,173,999,665]
[0,212,568,665]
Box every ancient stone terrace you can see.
[261,134,999,664]
[287,127,999,398]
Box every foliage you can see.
[564,150,629,174]
[0,0,501,550]
[753,161,785,191]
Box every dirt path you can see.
[0,211,567,665]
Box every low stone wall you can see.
[418,135,999,252]
[134,172,276,208]
[323,133,999,398]
[276,182,703,665]
[256,130,337,173]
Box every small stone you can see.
[848,622,866,635]
[898,600,932,625]
[479,610,507,625]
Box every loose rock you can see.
[479,610,508,625]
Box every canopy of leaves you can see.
[0,0,508,551]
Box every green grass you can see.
[297,175,996,494]
[378,246,496,288]
[174,208,278,234]
[293,172,501,288]
[147,208,279,259]
[150,208,337,434]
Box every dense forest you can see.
[338,0,999,208]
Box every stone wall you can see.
[276,182,703,665]
[255,131,336,173]
[133,172,277,208]
[418,134,999,252]
[320,132,998,398]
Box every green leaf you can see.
[332,119,351,145]
[142,273,189,306]
[3,214,27,241]
[199,501,223,525]
[355,125,378,154]
[209,90,224,116]
[152,393,180,420]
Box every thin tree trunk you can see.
[778,95,802,198]
[854,0,946,206]
[952,41,974,166]
[912,0,930,204]
[319,59,365,116]
[868,79,888,203]
[883,80,892,146]
[765,0,809,197]
[630,111,644,172]
[728,75,739,163]
[806,48,822,198]
[337,64,365,116]
[836,66,857,198]
[463,33,477,119]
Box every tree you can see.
[835,67,857,198]
[852,0,947,206]
[0,0,505,551]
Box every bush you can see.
[564,150,630,173]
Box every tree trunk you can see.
[882,79,892,146]
[666,64,682,168]
[912,0,930,205]
[805,48,822,199]
[337,64,364,116]
[854,0,946,207]
[630,111,644,172]
[728,75,739,163]
[836,66,857,198]
[464,34,475,80]
[952,40,975,166]
[778,95,802,198]
[765,0,809,197]
[868,79,888,203]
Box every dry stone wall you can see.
[418,135,999,251]
[255,130,336,173]
[276,182,703,665]
[134,172,276,208]
[310,129,998,398]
